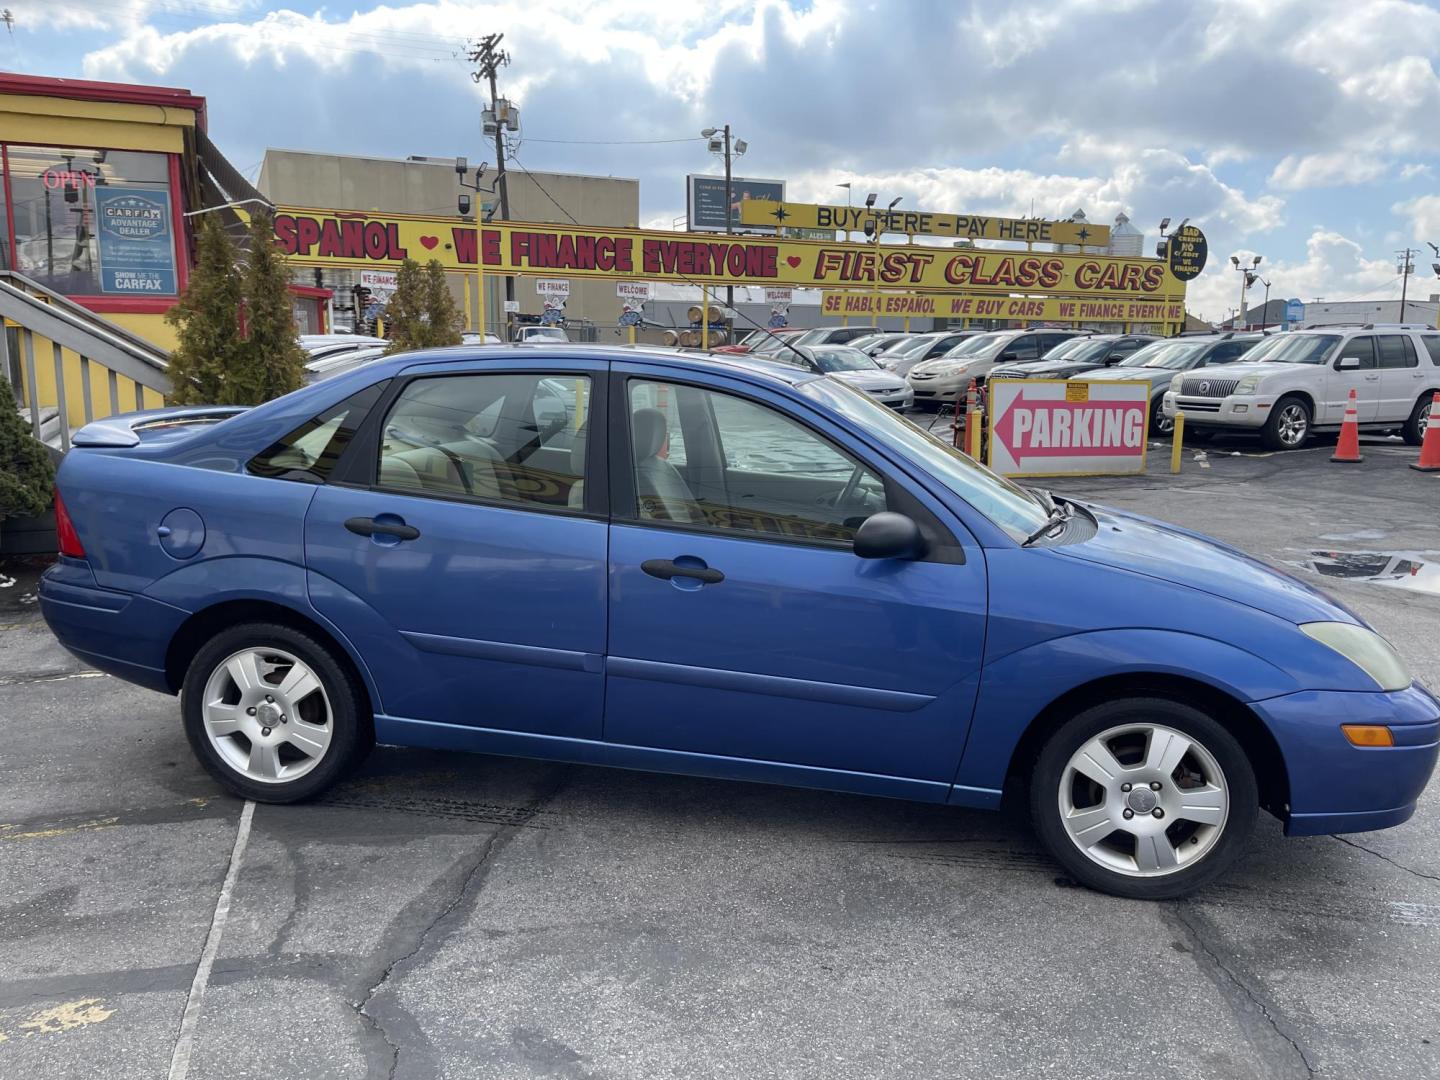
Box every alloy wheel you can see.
[1057,723,1229,877]
[1276,403,1308,446]
[201,647,334,783]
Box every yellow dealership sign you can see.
[738,200,1111,247]
[820,291,1185,323]
[271,206,1179,300]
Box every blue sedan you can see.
[40,346,1438,899]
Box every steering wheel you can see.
[817,463,867,509]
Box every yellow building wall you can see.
[104,311,180,352]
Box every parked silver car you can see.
[908,328,1091,406]
[762,344,914,409]
[875,331,981,377]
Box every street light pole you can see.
[1230,254,1262,329]
[723,123,733,314]
[1260,279,1271,329]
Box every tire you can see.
[1261,394,1311,451]
[181,622,371,803]
[1029,697,1258,900]
[1150,397,1173,436]
[1401,393,1435,446]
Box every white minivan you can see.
[1163,324,1440,449]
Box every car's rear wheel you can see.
[181,622,370,803]
[1262,395,1310,450]
[1029,698,1257,900]
[1402,393,1434,446]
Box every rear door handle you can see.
[642,558,724,584]
[345,516,420,541]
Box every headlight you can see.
[1300,622,1411,691]
[1170,374,1183,392]
[1235,375,1262,394]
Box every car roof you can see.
[373,343,819,388]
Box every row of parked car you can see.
[731,320,1440,449]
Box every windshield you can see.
[1044,337,1104,361]
[525,327,567,341]
[751,333,801,355]
[1243,334,1341,365]
[943,333,1008,360]
[798,378,1050,543]
[1118,340,1205,370]
[791,328,829,346]
[880,335,937,358]
[808,346,879,373]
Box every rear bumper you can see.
[38,560,187,695]
[1253,684,1440,837]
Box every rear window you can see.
[248,382,387,483]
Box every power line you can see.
[506,151,579,225]
[522,136,708,146]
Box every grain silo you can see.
[1107,213,1143,257]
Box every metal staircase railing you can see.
[0,271,171,451]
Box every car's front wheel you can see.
[1262,395,1310,450]
[181,622,370,803]
[1029,698,1257,900]
[1151,397,1174,436]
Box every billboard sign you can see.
[95,186,177,295]
[1285,298,1305,323]
[741,200,1111,247]
[988,379,1150,477]
[269,208,1188,301]
[821,291,1184,323]
[1166,224,1208,281]
[687,175,785,233]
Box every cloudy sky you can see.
[12,0,1440,319]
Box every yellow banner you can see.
[738,200,1111,247]
[272,206,1177,299]
[820,291,1185,323]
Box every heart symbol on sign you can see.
[785,256,802,268]
[419,235,440,250]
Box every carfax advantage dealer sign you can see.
[987,379,1151,478]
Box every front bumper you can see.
[908,372,975,402]
[1253,683,1440,836]
[868,387,914,410]
[1165,390,1274,429]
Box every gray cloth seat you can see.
[631,408,702,522]
[567,423,587,509]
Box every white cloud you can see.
[1400,163,1434,181]
[1269,153,1387,191]
[1393,196,1440,244]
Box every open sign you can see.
[41,167,98,191]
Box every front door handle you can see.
[642,558,724,585]
[345,516,421,541]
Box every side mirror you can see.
[853,512,926,560]
[1105,354,1125,365]
[1337,356,1361,370]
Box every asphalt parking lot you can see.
[2,433,1438,1080]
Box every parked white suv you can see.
[1163,324,1440,449]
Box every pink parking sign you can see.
[987,379,1151,477]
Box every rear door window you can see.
[248,382,387,483]
[1377,335,1418,369]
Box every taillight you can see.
[54,489,85,559]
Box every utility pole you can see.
[1397,247,1416,322]
[468,33,514,314]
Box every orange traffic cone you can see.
[1330,388,1363,463]
[1412,392,1440,472]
